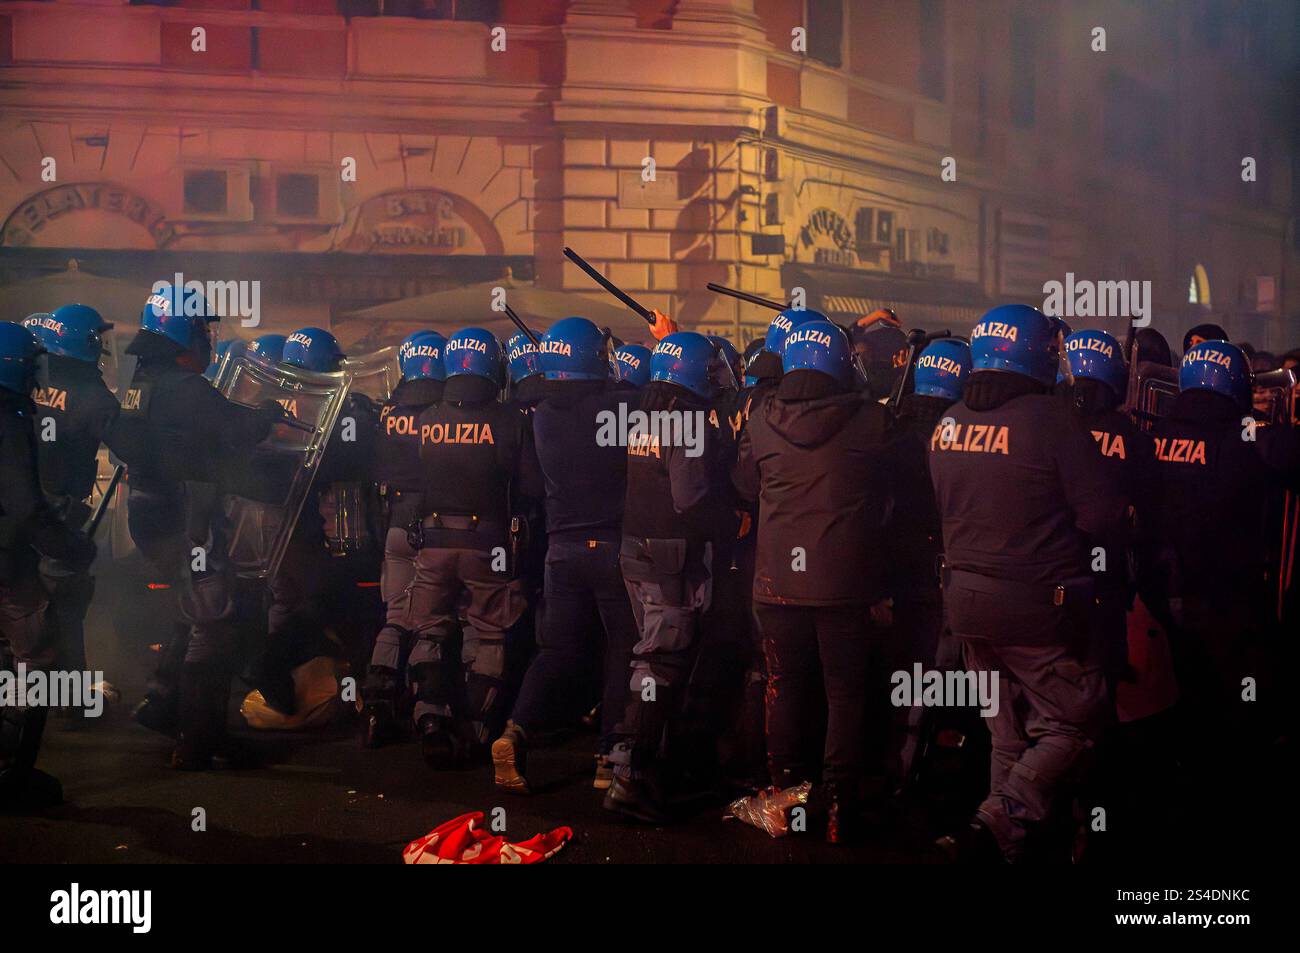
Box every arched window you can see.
[1188,264,1211,307]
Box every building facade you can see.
[1,0,1296,350]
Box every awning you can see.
[338,275,658,350]
[783,264,989,335]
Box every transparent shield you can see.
[217,354,352,580]
[1132,362,1178,432]
[341,345,401,403]
[1252,368,1298,427]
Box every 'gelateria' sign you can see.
[3,183,176,247]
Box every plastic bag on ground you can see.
[727,781,812,838]
[402,811,572,864]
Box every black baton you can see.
[563,246,656,326]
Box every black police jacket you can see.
[375,378,443,493]
[1,392,94,583]
[416,389,542,548]
[1153,388,1300,599]
[107,360,273,494]
[622,382,733,547]
[733,371,892,606]
[883,392,953,604]
[30,355,119,508]
[928,377,1129,587]
[533,380,630,543]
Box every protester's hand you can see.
[736,511,752,539]
[650,310,678,341]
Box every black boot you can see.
[419,714,456,770]
[824,781,863,845]
[603,771,674,825]
[172,665,239,770]
[936,819,1006,864]
[360,665,399,749]
[0,706,62,810]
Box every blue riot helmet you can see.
[247,333,288,366]
[444,327,505,386]
[969,304,1063,387]
[913,338,972,403]
[1064,329,1127,398]
[539,316,607,382]
[141,282,217,355]
[25,304,112,364]
[1179,340,1252,410]
[0,321,45,396]
[611,344,652,388]
[506,331,543,384]
[282,327,345,373]
[764,307,827,355]
[650,331,717,398]
[781,320,854,388]
[398,330,447,382]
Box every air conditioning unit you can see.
[176,164,253,223]
[268,167,341,225]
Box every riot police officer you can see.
[361,330,446,747]
[107,284,279,768]
[733,320,893,843]
[256,327,378,715]
[408,327,542,767]
[1,322,96,806]
[719,308,827,786]
[22,305,118,675]
[492,317,639,794]
[885,338,971,789]
[604,331,732,823]
[929,305,1127,863]
[1063,330,1158,690]
[1152,341,1299,812]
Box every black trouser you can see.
[892,594,948,785]
[127,486,191,711]
[0,575,55,787]
[39,557,95,673]
[755,602,876,787]
[510,535,636,750]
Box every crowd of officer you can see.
[1,281,1297,863]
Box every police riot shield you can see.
[340,344,400,402]
[1252,367,1298,621]
[1127,361,1179,432]
[216,352,351,580]
[314,345,399,556]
